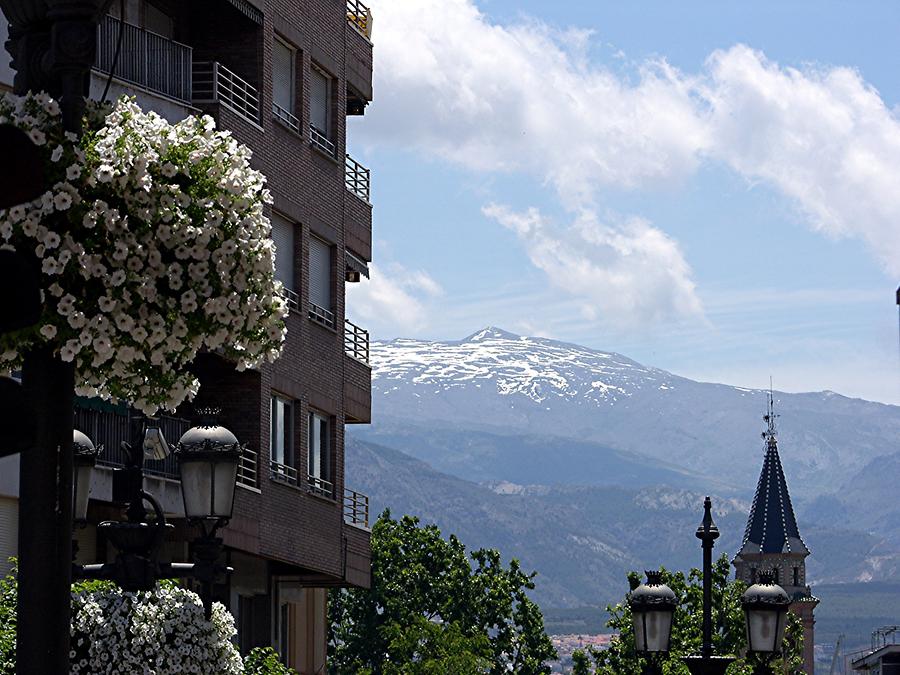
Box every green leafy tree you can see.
[574,555,803,674]
[0,561,16,675]
[328,511,557,675]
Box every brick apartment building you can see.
[0,0,375,671]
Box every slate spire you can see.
[737,391,809,557]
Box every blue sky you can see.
[346,0,900,405]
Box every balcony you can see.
[270,460,298,486]
[344,488,370,529]
[279,286,300,313]
[344,319,371,424]
[235,446,259,490]
[95,15,192,103]
[345,154,370,203]
[309,302,336,330]
[346,0,372,39]
[193,61,259,125]
[310,124,337,157]
[344,319,369,365]
[307,474,334,499]
[273,102,301,134]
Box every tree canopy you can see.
[328,511,557,674]
[574,555,804,674]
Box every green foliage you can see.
[0,560,16,675]
[242,647,299,674]
[581,555,803,674]
[328,511,557,675]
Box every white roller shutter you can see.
[0,497,17,577]
[273,38,294,113]
[309,237,332,310]
[271,213,295,291]
[310,66,330,135]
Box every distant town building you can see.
[733,393,818,674]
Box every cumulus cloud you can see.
[483,204,703,325]
[365,0,900,278]
[346,263,443,336]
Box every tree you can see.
[574,555,804,674]
[328,511,557,674]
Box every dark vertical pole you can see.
[17,346,74,675]
[695,496,720,662]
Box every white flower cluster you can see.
[0,93,287,414]
[70,583,243,675]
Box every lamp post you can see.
[630,571,677,675]
[742,573,791,673]
[72,429,102,523]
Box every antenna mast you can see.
[762,379,779,450]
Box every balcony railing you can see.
[193,61,259,124]
[344,319,369,365]
[307,473,334,499]
[272,102,301,133]
[236,446,258,489]
[309,124,337,157]
[346,0,372,39]
[96,14,192,103]
[270,460,298,486]
[309,302,336,330]
[345,154,371,202]
[74,403,190,481]
[279,286,300,312]
[344,488,369,528]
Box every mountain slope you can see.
[363,327,900,502]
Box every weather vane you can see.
[761,377,779,448]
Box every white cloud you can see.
[483,204,704,325]
[365,0,900,277]
[346,263,443,336]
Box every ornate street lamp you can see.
[630,570,677,675]
[72,429,101,523]
[175,408,242,525]
[742,572,790,656]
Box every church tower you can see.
[733,392,818,673]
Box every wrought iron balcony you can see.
[309,302,336,330]
[273,102,301,133]
[345,154,370,202]
[344,488,369,528]
[235,446,258,489]
[308,474,334,499]
[310,124,337,157]
[95,14,192,103]
[346,0,372,39]
[344,318,369,365]
[193,61,259,124]
[270,460,298,486]
[278,286,300,312]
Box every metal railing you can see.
[309,124,336,157]
[272,102,301,133]
[279,286,300,312]
[74,403,190,480]
[95,14,192,102]
[270,460,298,486]
[346,0,372,39]
[236,446,258,489]
[343,488,369,528]
[345,154,370,202]
[309,302,336,329]
[344,319,369,365]
[307,473,334,498]
[193,61,259,124]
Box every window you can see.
[271,213,297,308]
[272,38,299,130]
[309,65,335,154]
[270,395,295,482]
[308,237,334,327]
[307,411,331,495]
[793,566,799,586]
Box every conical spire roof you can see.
[738,394,809,557]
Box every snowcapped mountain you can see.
[361,327,900,501]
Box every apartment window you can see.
[309,65,335,155]
[272,38,299,130]
[271,213,297,309]
[308,236,334,327]
[307,411,331,495]
[270,394,296,483]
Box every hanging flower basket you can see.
[0,93,287,414]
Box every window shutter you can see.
[0,497,17,578]
[272,39,294,113]
[309,237,331,310]
[310,67,329,135]
[271,214,295,291]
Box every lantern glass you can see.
[73,462,93,521]
[745,607,787,653]
[180,459,213,520]
[633,608,673,653]
[213,458,238,517]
